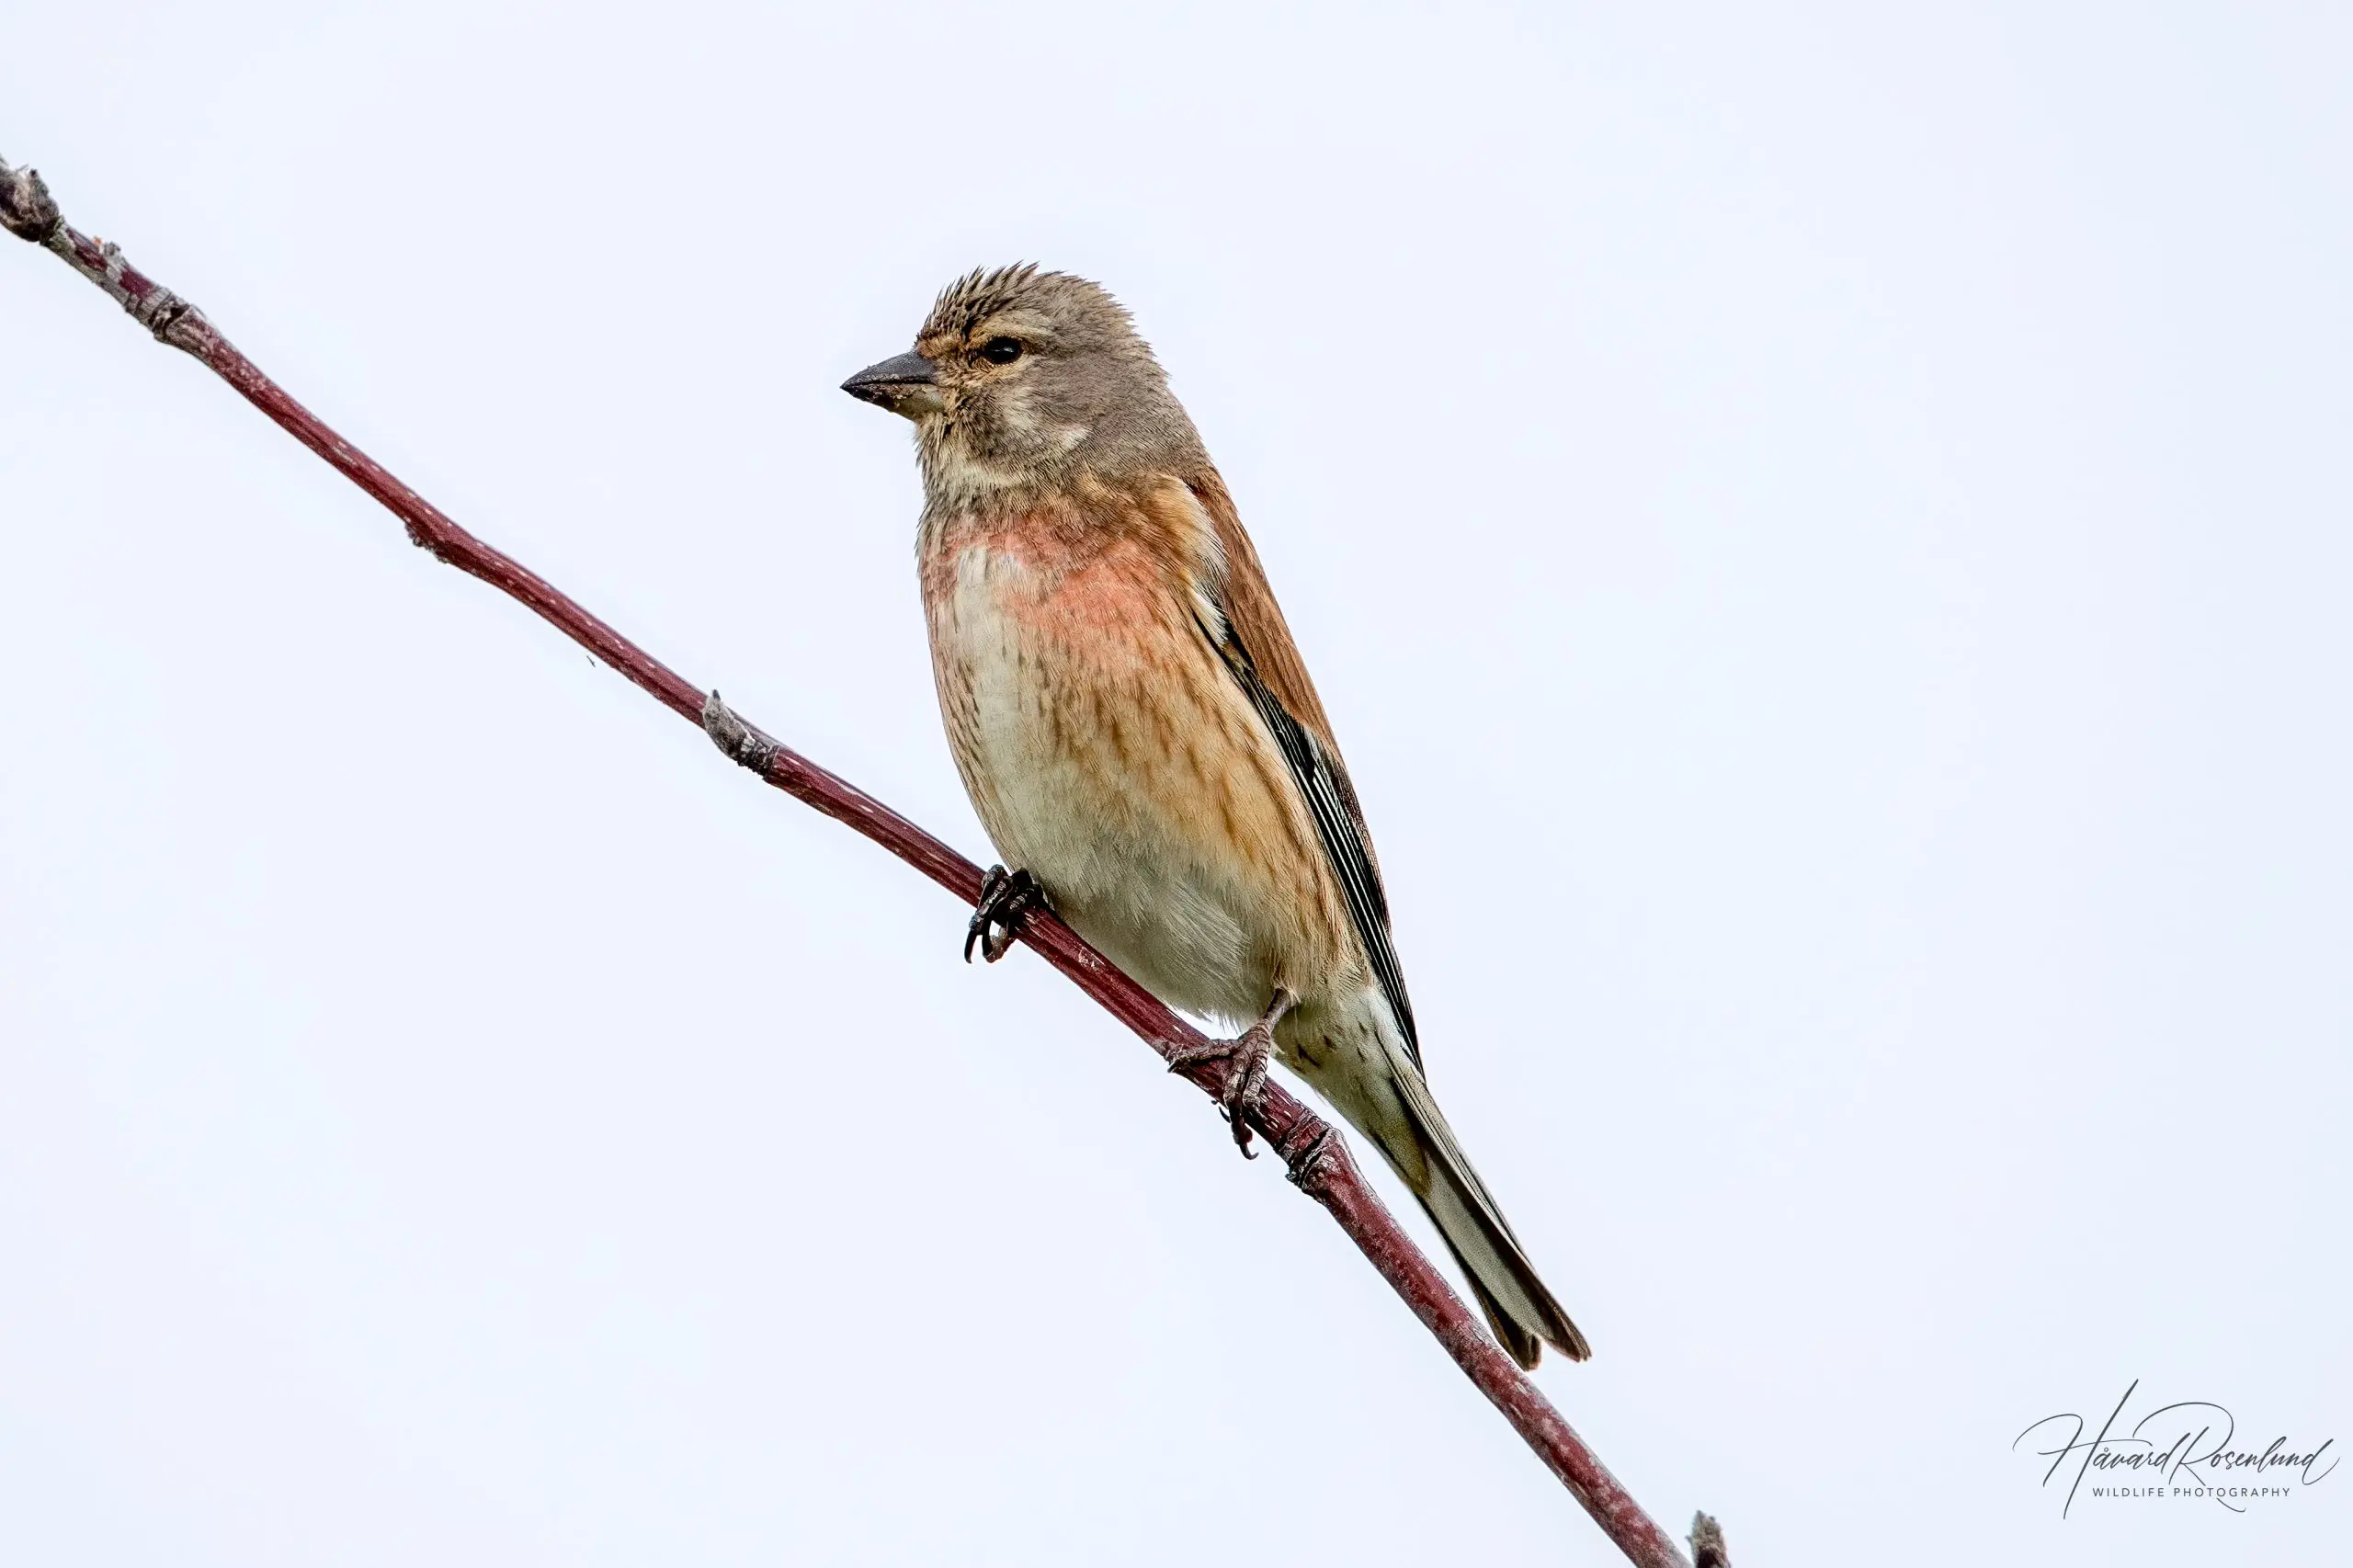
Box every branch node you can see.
[0,157,63,244]
[703,689,779,772]
[128,278,199,345]
[82,234,195,345]
[1278,1118,1343,1193]
[1690,1511,1730,1568]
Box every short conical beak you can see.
[842,350,942,419]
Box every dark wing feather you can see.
[1185,474,1423,1070]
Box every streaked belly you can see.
[927,542,1331,1024]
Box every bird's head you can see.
[843,265,1202,502]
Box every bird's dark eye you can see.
[980,336,1024,365]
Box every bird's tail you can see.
[1308,1031,1588,1369]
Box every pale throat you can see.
[918,400,1092,511]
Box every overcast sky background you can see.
[4,4,2347,1564]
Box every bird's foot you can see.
[964,866,1042,964]
[1165,990,1296,1158]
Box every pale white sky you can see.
[3,4,2347,1564]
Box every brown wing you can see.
[1185,472,1423,1069]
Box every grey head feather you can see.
[911,266,1207,506]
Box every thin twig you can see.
[5,152,1700,1568]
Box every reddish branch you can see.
[5,153,1709,1568]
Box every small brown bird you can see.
[844,266,1586,1366]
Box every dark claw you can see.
[963,867,1006,964]
[964,866,1041,964]
[1165,1009,1281,1159]
[1220,1027,1271,1157]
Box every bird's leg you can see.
[964,866,1043,963]
[1165,988,1297,1158]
